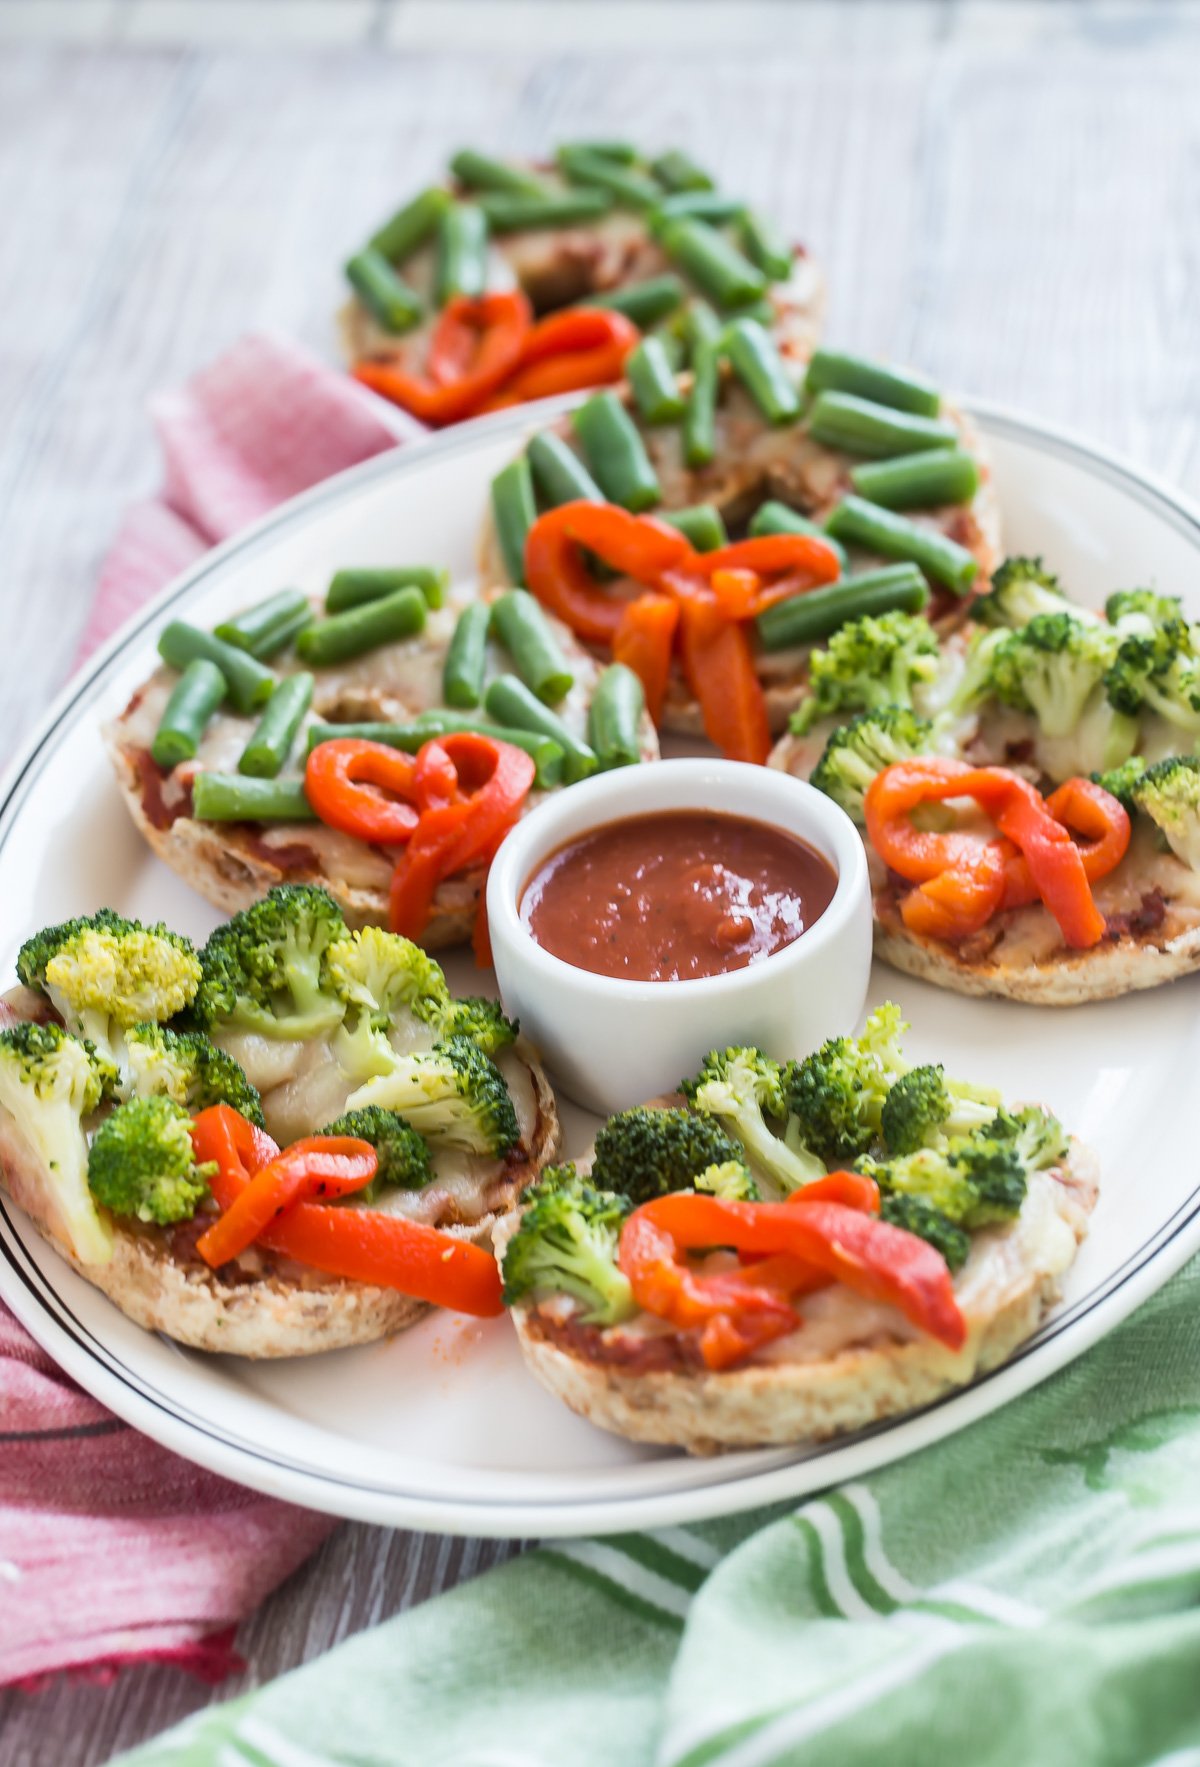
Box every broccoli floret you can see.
[326,925,450,1032]
[791,611,940,736]
[16,910,201,1080]
[125,1023,266,1128]
[0,1022,112,1264]
[987,613,1119,739]
[694,1159,760,1202]
[878,1194,971,1274]
[810,707,937,825]
[865,1131,1026,1230]
[784,1003,911,1165]
[87,1095,214,1226]
[501,1163,634,1325]
[590,1106,746,1208]
[320,1104,433,1198]
[1105,588,1185,637]
[1090,755,1146,814]
[1104,624,1200,734]
[437,995,518,1057]
[942,625,1011,718]
[974,556,1088,629]
[682,1047,825,1194]
[195,885,349,1041]
[986,1104,1069,1174]
[344,1035,518,1156]
[880,1063,1003,1155]
[1130,754,1200,870]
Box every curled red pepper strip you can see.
[617,1178,964,1371]
[388,733,534,942]
[1002,778,1131,909]
[353,290,532,426]
[495,306,638,403]
[195,1136,377,1269]
[865,759,1117,950]
[692,534,843,590]
[524,501,694,644]
[191,1107,503,1315]
[305,739,421,846]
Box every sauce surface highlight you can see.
[521,809,837,982]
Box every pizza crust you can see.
[505,1147,1097,1455]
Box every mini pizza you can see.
[341,143,824,425]
[0,892,559,1356]
[476,344,1001,755]
[770,560,1200,1003]
[105,573,659,953]
[497,1006,1096,1454]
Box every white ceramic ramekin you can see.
[487,758,873,1114]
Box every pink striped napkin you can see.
[1,332,413,1690]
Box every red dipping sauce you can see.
[521,810,838,983]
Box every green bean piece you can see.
[825,495,979,595]
[651,150,714,193]
[683,338,720,469]
[435,202,488,305]
[560,140,639,164]
[448,150,546,199]
[557,145,661,210]
[739,210,793,281]
[478,190,612,232]
[756,565,930,652]
[661,504,728,552]
[307,717,565,789]
[661,218,767,310]
[651,327,686,372]
[807,391,958,459]
[650,192,745,231]
[326,566,448,613]
[344,249,424,334]
[587,664,645,771]
[238,673,315,780]
[626,337,686,425]
[296,586,427,667]
[749,500,848,570]
[214,590,313,659]
[572,391,661,512]
[368,187,451,264]
[151,660,227,770]
[442,601,492,709]
[804,350,941,418]
[588,274,687,329]
[735,297,778,328]
[157,622,276,715]
[491,457,538,584]
[484,675,597,784]
[527,431,605,507]
[191,774,317,822]
[491,589,574,704]
[849,448,980,511]
[684,298,723,363]
[722,318,802,425]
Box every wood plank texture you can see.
[0,3,1198,1760]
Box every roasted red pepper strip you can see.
[305,739,420,845]
[612,592,680,725]
[195,1136,378,1268]
[524,501,693,645]
[353,290,532,426]
[620,1190,966,1369]
[676,594,772,765]
[1002,778,1130,909]
[865,759,1111,949]
[191,1107,503,1316]
[692,534,843,588]
[709,568,762,622]
[490,306,639,403]
[388,734,534,941]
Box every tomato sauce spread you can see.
[521,810,837,982]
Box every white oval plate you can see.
[2,403,1200,1538]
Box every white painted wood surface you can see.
[0,3,1198,1760]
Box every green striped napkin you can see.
[120,1256,1200,1767]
